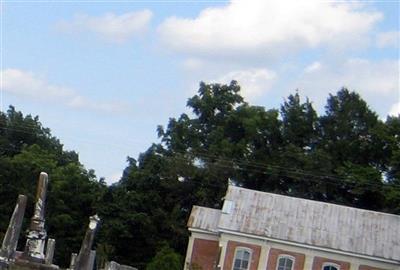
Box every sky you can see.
[1,0,399,184]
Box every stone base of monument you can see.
[8,258,59,270]
[104,261,138,270]
[0,260,9,270]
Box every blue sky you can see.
[2,0,399,184]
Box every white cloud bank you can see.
[376,31,399,48]
[106,171,122,185]
[159,0,382,57]
[58,10,153,43]
[1,69,129,113]
[216,68,277,100]
[2,69,73,100]
[389,102,400,116]
[294,59,399,115]
[300,59,398,95]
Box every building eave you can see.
[218,228,400,266]
[189,227,219,236]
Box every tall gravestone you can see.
[0,195,27,262]
[1,172,59,269]
[22,172,49,263]
[14,172,59,269]
[74,215,100,270]
[45,238,55,265]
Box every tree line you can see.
[0,82,399,269]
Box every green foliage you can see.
[115,83,400,267]
[0,106,106,266]
[146,245,183,270]
[281,92,317,147]
[1,83,399,269]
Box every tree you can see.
[115,84,399,267]
[0,106,105,266]
[2,84,399,269]
[319,89,383,166]
[383,116,400,214]
[281,92,317,148]
[316,89,390,209]
[146,245,183,270]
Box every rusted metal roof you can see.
[188,186,400,262]
[218,186,400,262]
[187,205,221,233]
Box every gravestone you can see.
[22,172,49,263]
[10,172,59,269]
[104,261,138,270]
[0,195,27,262]
[44,239,55,265]
[73,215,100,270]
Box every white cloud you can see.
[159,0,381,57]
[67,95,129,113]
[303,58,398,95]
[376,31,399,48]
[216,68,277,100]
[182,58,204,70]
[304,62,322,73]
[293,58,399,115]
[58,10,153,43]
[1,68,129,113]
[2,69,74,100]
[389,102,400,116]
[106,171,122,185]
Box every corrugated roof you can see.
[187,205,221,233]
[218,186,400,262]
[188,186,400,262]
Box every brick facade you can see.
[188,237,393,270]
[312,256,350,270]
[190,238,219,270]
[359,266,386,270]
[223,240,261,270]
[266,248,305,270]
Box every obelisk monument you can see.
[23,172,49,263]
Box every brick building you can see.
[184,186,400,270]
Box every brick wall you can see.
[190,238,219,270]
[312,256,350,270]
[359,265,386,270]
[266,248,305,270]
[223,240,261,270]
[189,236,390,270]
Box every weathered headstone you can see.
[74,215,100,270]
[69,253,77,269]
[0,195,27,261]
[104,261,138,270]
[23,172,49,263]
[87,250,96,270]
[44,238,55,265]
[1,172,59,269]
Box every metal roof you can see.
[188,185,400,262]
[187,205,221,233]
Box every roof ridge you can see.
[228,185,400,218]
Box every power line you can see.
[158,148,400,189]
[162,153,400,190]
[1,124,400,190]
[0,122,399,190]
